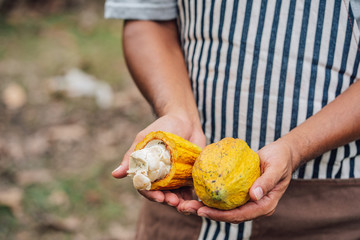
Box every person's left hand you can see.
[177,139,295,222]
[141,186,204,215]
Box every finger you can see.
[163,191,180,207]
[189,130,206,148]
[249,161,286,201]
[112,132,146,178]
[197,206,247,223]
[174,190,183,201]
[197,196,272,223]
[197,189,282,223]
[197,206,236,222]
[177,200,204,215]
[112,151,131,178]
[138,190,165,203]
[174,191,185,210]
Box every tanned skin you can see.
[112,20,360,222]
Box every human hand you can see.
[112,114,206,207]
[185,139,295,223]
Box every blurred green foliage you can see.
[23,164,125,228]
[0,206,19,238]
[0,4,148,240]
[0,10,126,87]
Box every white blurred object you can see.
[49,68,114,109]
[2,83,27,110]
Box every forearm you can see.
[280,80,360,170]
[123,20,200,126]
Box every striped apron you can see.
[136,0,360,239]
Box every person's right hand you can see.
[111,114,206,208]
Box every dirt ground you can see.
[0,3,155,240]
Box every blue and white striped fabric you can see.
[105,0,360,239]
[179,1,360,238]
[179,0,360,181]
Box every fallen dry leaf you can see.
[24,133,49,157]
[2,82,27,110]
[47,124,86,142]
[37,214,81,233]
[15,231,36,240]
[107,222,135,240]
[16,169,53,186]
[0,187,24,219]
[85,190,102,205]
[47,190,70,208]
[112,87,143,109]
[4,136,25,161]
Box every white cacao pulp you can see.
[127,140,171,190]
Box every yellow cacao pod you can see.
[192,137,260,210]
[133,131,202,190]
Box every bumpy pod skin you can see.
[192,138,260,210]
[134,131,202,190]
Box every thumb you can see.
[189,130,206,148]
[249,165,281,201]
[112,151,130,178]
[112,133,146,179]
[112,142,138,178]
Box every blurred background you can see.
[0,0,155,239]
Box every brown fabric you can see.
[251,178,360,240]
[135,199,202,240]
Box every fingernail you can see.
[112,165,122,173]
[254,187,263,201]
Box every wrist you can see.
[156,98,201,131]
[166,108,202,132]
[277,133,304,172]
